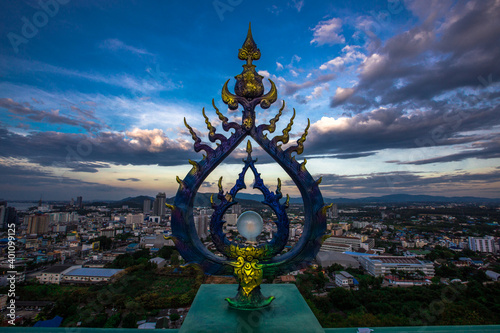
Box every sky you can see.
[0,0,499,201]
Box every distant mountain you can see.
[166,193,264,208]
[118,193,500,208]
[119,195,155,204]
[325,194,500,204]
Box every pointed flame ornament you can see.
[167,24,329,309]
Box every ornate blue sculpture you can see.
[166,24,330,309]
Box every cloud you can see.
[331,87,356,105]
[396,136,500,165]
[319,45,366,71]
[282,73,336,95]
[267,5,283,15]
[304,83,330,103]
[290,0,304,12]
[305,103,500,158]
[0,98,103,131]
[0,58,178,94]
[276,62,284,70]
[359,53,388,79]
[0,163,135,201]
[117,178,141,182]
[311,18,345,46]
[100,39,153,56]
[0,127,196,173]
[126,128,182,153]
[309,169,500,197]
[338,0,500,111]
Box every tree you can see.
[91,236,113,250]
[122,313,138,328]
[158,246,176,259]
[133,248,150,260]
[170,250,180,265]
[326,263,344,274]
[104,313,121,328]
[110,254,135,268]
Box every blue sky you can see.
[1,0,499,201]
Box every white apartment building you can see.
[335,271,355,288]
[468,236,496,253]
[359,256,435,277]
[37,265,78,284]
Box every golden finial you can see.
[246,140,252,154]
[234,23,264,98]
[238,22,261,65]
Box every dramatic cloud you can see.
[0,127,196,172]
[306,103,500,158]
[1,1,499,200]
[311,169,500,197]
[0,98,103,131]
[310,18,345,45]
[339,0,500,110]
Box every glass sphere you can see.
[236,211,263,243]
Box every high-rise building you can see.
[153,193,166,217]
[0,201,6,230]
[27,214,50,235]
[143,199,151,214]
[327,204,338,219]
[76,196,83,208]
[0,202,18,230]
[232,204,242,215]
[194,214,209,239]
[49,212,70,223]
[70,198,75,206]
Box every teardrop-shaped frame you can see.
[168,84,329,276]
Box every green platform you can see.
[179,284,324,333]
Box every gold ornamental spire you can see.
[234,22,264,99]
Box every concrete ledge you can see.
[179,284,324,333]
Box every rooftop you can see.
[377,257,421,264]
[42,265,74,274]
[65,268,123,277]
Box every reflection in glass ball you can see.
[236,211,263,243]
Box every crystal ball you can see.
[236,210,263,243]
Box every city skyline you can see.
[1,0,500,200]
